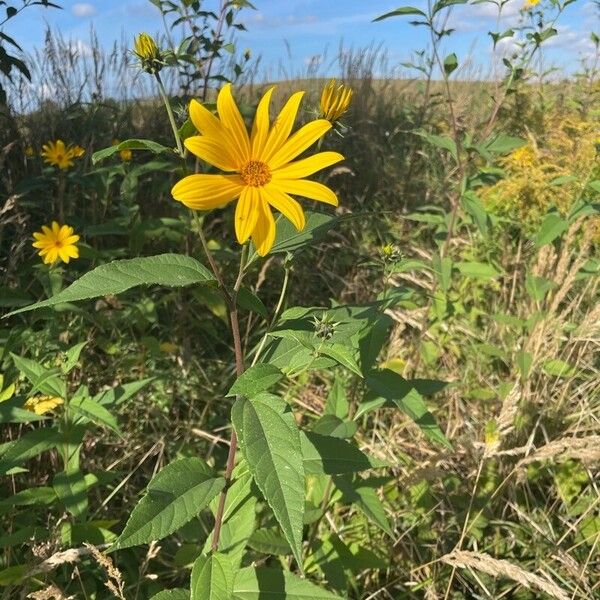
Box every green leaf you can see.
[373,6,427,21]
[233,567,342,599]
[333,476,392,535]
[542,359,578,378]
[312,415,358,439]
[0,487,57,512]
[485,135,526,155]
[53,469,88,518]
[248,529,292,555]
[535,213,568,247]
[149,591,189,600]
[232,394,305,566]
[432,255,453,292]
[94,378,154,407]
[69,396,121,434]
[115,458,224,549]
[92,139,171,164]
[525,274,557,302]
[461,192,488,235]
[191,553,234,600]
[416,131,457,160]
[237,287,268,318]
[10,354,65,398]
[62,342,87,374]
[0,427,61,475]
[455,261,500,280]
[262,211,337,257]
[0,399,49,424]
[6,254,215,316]
[443,52,458,75]
[301,432,388,475]
[318,343,362,377]
[227,364,284,398]
[364,370,451,448]
[324,378,349,419]
[516,350,532,380]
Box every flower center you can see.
[240,160,271,187]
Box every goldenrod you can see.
[32,221,80,265]
[41,140,85,170]
[172,84,344,256]
[320,79,353,123]
[24,395,64,415]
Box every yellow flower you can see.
[25,145,34,158]
[508,145,536,169]
[523,0,540,7]
[133,32,162,73]
[320,79,353,123]
[24,395,64,415]
[32,221,80,265]
[113,139,132,162]
[41,140,84,170]
[172,84,344,256]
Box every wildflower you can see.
[133,32,163,74]
[24,395,64,415]
[172,84,344,256]
[25,145,34,158]
[32,221,80,265]
[380,243,402,262]
[319,79,353,124]
[113,139,132,162]
[523,0,540,7]
[41,140,85,170]
[312,312,339,340]
[507,146,536,169]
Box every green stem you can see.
[155,73,184,157]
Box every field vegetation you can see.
[0,0,599,598]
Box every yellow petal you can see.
[217,84,250,164]
[184,136,239,171]
[189,99,224,138]
[58,225,74,240]
[272,179,339,206]
[63,235,80,245]
[51,221,60,235]
[44,248,58,264]
[272,151,343,180]
[251,87,274,158]
[32,240,51,249]
[58,248,72,263]
[62,244,79,259]
[263,184,305,231]
[251,196,276,256]
[41,225,53,237]
[268,120,331,171]
[235,187,260,244]
[171,174,244,210]
[262,91,304,162]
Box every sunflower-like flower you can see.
[320,79,353,124]
[24,395,64,415]
[172,84,344,256]
[32,221,80,265]
[133,32,163,74]
[523,0,540,7]
[41,140,85,170]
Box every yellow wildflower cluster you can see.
[482,113,599,226]
[41,140,85,170]
[24,395,64,415]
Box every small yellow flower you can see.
[41,140,84,170]
[133,32,163,74]
[319,79,353,124]
[172,84,344,256]
[25,145,34,158]
[24,395,64,415]
[32,221,80,265]
[523,0,540,7]
[508,146,536,169]
[113,139,132,162]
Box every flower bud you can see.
[133,33,163,74]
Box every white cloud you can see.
[72,3,96,18]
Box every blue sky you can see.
[5,0,598,80]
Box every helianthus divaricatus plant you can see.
[32,222,80,265]
[41,140,85,170]
[171,84,344,256]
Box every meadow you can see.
[0,0,599,598]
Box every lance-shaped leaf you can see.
[0,427,62,475]
[191,553,234,600]
[115,458,224,549]
[6,254,215,317]
[232,394,305,566]
[233,567,342,599]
